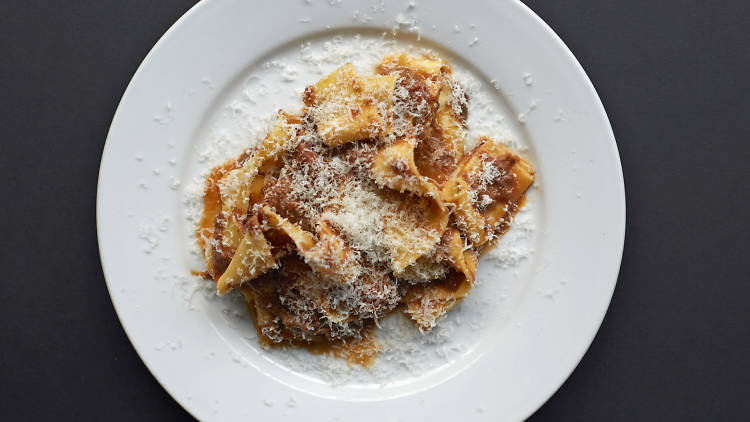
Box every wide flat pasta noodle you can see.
[303,220,363,284]
[404,271,473,330]
[418,78,467,184]
[239,279,284,346]
[195,154,246,277]
[304,63,395,146]
[401,227,479,328]
[259,206,316,252]
[377,53,449,85]
[380,189,449,273]
[259,206,361,284]
[216,215,277,295]
[377,53,464,186]
[369,137,443,201]
[394,256,448,283]
[367,136,452,274]
[438,228,478,284]
[434,84,466,160]
[442,137,535,247]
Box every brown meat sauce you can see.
[244,258,398,349]
[260,141,321,233]
[380,66,462,185]
[414,122,456,184]
[467,154,520,205]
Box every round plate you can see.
[97,1,625,420]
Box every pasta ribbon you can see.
[404,271,473,330]
[442,137,535,247]
[259,206,316,252]
[305,63,395,146]
[370,137,443,201]
[216,215,276,295]
[381,190,448,274]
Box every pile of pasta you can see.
[196,53,535,347]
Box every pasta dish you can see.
[194,53,535,363]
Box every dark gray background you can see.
[1,0,748,420]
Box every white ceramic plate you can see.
[97,1,625,420]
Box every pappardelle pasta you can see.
[194,53,535,363]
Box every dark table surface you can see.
[2,1,749,420]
